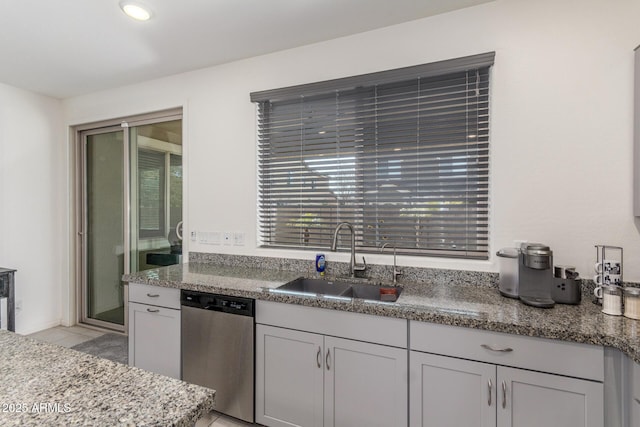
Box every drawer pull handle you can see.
[481,344,513,353]
[502,381,507,409]
[326,349,331,371]
[146,293,160,297]
[317,347,322,368]
[147,308,160,313]
[488,379,492,406]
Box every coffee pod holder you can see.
[594,245,623,309]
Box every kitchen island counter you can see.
[0,330,215,426]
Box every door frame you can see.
[73,108,183,333]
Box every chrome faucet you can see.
[331,222,366,278]
[381,242,403,284]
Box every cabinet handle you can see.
[317,347,322,368]
[326,349,331,371]
[146,293,160,297]
[481,344,513,353]
[146,308,160,313]
[635,398,640,405]
[501,381,507,409]
[488,379,492,406]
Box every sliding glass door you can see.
[78,111,182,332]
[129,120,183,274]
[83,129,126,328]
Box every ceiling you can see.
[0,0,492,99]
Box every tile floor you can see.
[27,325,105,348]
[27,325,258,427]
[196,411,256,427]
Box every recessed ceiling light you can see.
[120,1,152,21]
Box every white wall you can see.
[63,0,640,280]
[0,83,64,334]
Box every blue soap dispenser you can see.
[315,254,326,276]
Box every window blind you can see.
[252,53,493,259]
[169,154,183,229]
[138,149,166,238]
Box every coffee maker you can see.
[518,242,555,308]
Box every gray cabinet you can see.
[324,336,407,427]
[256,325,324,427]
[497,366,602,427]
[128,283,180,379]
[410,352,496,427]
[410,321,604,427]
[256,301,408,427]
[630,358,640,427]
[635,44,640,216]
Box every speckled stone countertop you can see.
[0,330,215,426]
[124,262,640,364]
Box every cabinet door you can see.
[128,302,180,379]
[409,351,496,427]
[256,325,324,427]
[630,359,640,427]
[631,394,640,427]
[497,366,603,427]
[324,336,407,427]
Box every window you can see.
[251,52,493,259]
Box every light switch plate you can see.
[208,232,221,245]
[223,232,232,246]
[197,231,221,245]
[233,232,245,246]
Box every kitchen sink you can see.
[339,283,402,302]
[272,278,402,302]
[273,278,352,297]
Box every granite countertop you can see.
[124,262,640,364]
[0,330,215,427]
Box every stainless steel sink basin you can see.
[339,283,403,302]
[272,278,402,302]
[273,278,352,297]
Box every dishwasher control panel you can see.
[181,290,254,317]
[220,299,249,311]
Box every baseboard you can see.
[17,318,62,336]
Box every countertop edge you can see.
[123,270,640,365]
[0,330,217,427]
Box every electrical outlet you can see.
[513,240,527,248]
[190,231,197,242]
[16,300,22,311]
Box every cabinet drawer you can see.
[129,282,180,309]
[257,300,407,348]
[410,321,603,381]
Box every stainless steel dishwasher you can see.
[181,290,255,423]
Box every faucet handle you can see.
[354,256,367,271]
